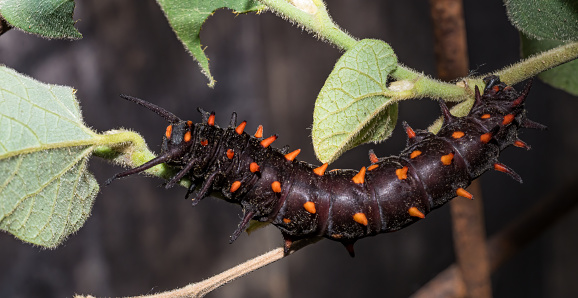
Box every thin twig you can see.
[74,238,321,298]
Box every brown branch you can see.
[412,177,578,297]
[429,0,492,297]
[74,238,321,298]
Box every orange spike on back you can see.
[396,166,408,180]
[514,139,531,150]
[186,120,193,127]
[184,131,192,142]
[405,125,416,139]
[440,153,454,165]
[260,135,277,148]
[410,150,421,159]
[456,187,473,200]
[367,164,379,171]
[353,213,368,226]
[207,113,215,126]
[284,149,301,161]
[235,121,247,135]
[165,125,173,139]
[369,151,379,163]
[226,149,235,159]
[271,181,282,193]
[230,181,241,193]
[502,114,515,125]
[303,201,316,214]
[313,163,328,176]
[452,131,465,139]
[480,132,492,143]
[351,167,366,184]
[254,125,263,138]
[408,207,425,218]
[249,162,260,173]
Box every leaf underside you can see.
[505,0,578,41]
[312,39,398,164]
[0,0,82,39]
[0,66,98,248]
[156,0,265,87]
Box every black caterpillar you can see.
[107,75,543,257]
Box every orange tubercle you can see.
[184,131,192,142]
[249,162,260,173]
[254,125,263,138]
[271,181,282,193]
[502,114,515,125]
[367,164,379,171]
[514,139,530,150]
[207,113,215,126]
[410,150,422,159]
[200,139,208,146]
[369,152,379,163]
[481,114,491,119]
[456,187,473,199]
[480,132,492,143]
[226,149,234,159]
[165,125,173,139]
[230,181,241,193]
[284,149,301,161]
[303,201,316,214]
[235,121,247,135]
[313,163,328,176]
[283,218,291,224]
[186,120,193,127]
[260,135,277,148]
[440,153,454,165]
[351,167,366,184]
[408,207,425,218]
[396,166,408,180]
[405,126,416,139]
[353,213,368,226]
[452,131,465,139]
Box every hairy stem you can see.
[492,41,578,85]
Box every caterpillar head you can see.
[105,95,194,185]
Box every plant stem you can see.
[92,130,189,186]
[492,41,578,85]
[258,0,357,50]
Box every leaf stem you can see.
[491,41,578,85]
[258,0,357,50]
[92,130,188,186]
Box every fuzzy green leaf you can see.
[312,39,398,164]
[505,0,578,41]
[156,0,265,87]
[521,34,578,96]
[0,0,82,39]
[0,66,97,248]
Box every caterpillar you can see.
[106,75,543,257]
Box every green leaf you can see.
[156,0,265,87]
[0,0,82,39]
[0,65,97,248]
[504,0,578,41]
[312,39,398,164]
[521,34,578,96]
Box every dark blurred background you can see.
[1,1,577,297]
